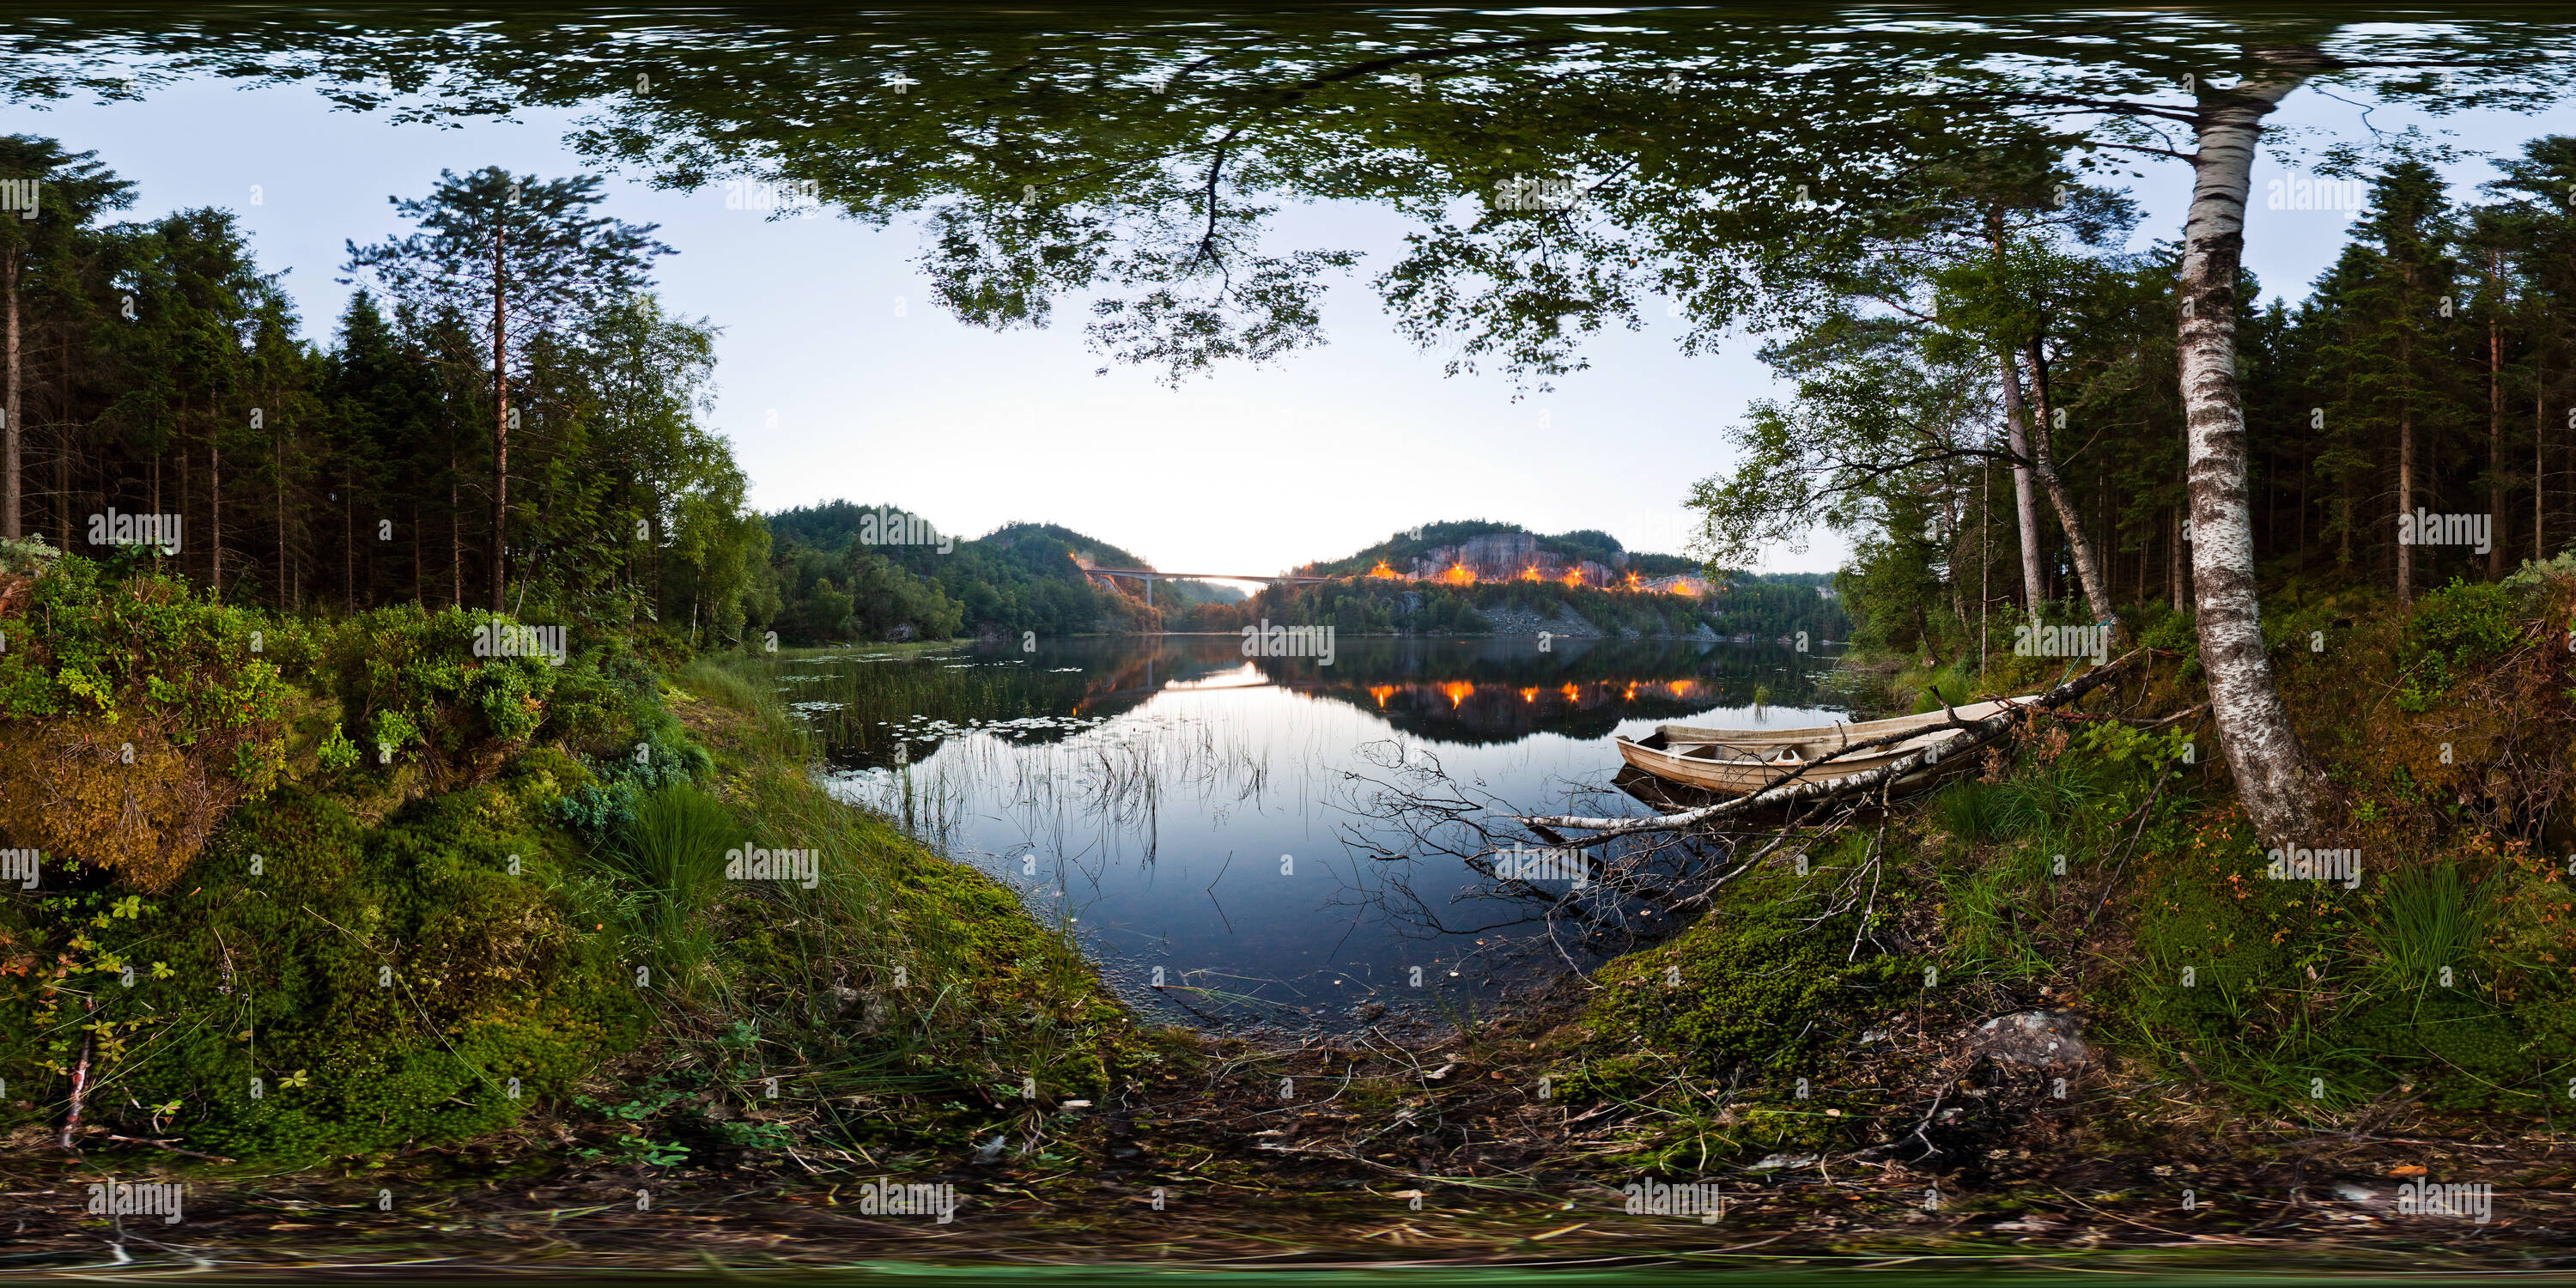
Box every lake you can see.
[754,634,1850,1036]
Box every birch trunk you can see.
[2022,341,2111,621]
[1999,351,2047,611]
[2179,55,2329,846]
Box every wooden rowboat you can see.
[1616,705,2018,798]
[1656,696,2036,757]
[1616,729,1962,797]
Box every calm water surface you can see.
[771,635,1850,1034]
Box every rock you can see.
[1971,1010,2090,1071]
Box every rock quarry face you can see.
[1403,533,1626,586]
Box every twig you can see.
[2087,769,2168,928]
[58,994,95,1152]
[105,1135,237,1164]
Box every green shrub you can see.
[317,721,361,771]
[322,605,565,769]
[2398,580,2524,710]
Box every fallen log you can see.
[1525,648,2146,844]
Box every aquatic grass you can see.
[2361,862,2493,996]
[611,781,738,998]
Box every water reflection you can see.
[759,635,1844,1035]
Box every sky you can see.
[17,50,2576,578]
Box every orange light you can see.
[1369,560,1400,579]
[1369,684,1395,708]
[1560,683,1581,702]
[1624,682,1637,701]
[1562,568,1583,587]
[1519,687,1540,703]
[1443,681,1474,708]
[1519,565,1542,582]
[1443,563,1475,585]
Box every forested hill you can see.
[761,504,1839,645]
[762,503,1248,645]
[769,503,1153,569]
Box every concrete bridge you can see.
[1080,567,1330,610]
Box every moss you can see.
[0,563,299,890]
[1578,836,1918,1092]
[0,781,641,1163]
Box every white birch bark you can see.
[2022,343,2111,622]
[1999,352,2047,610]
[2179,55,2329,846]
